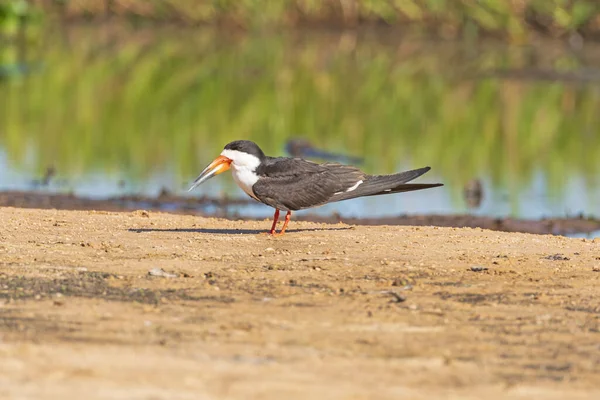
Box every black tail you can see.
[330,167,442,202]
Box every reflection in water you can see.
[463,179,483,210]
[285,138,364,164]
[1,26,600,220]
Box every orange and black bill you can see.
[188,155,232,191]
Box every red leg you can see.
[268,209,280,234]
[273,211,292,236]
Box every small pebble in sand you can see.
[148,268,178,278]
[132,210,150,218]
[387,292,406,303]
[470,266,488,272]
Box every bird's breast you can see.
[231,165,260,200]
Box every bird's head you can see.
[188,140,265,191]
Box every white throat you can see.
[221,149,260,200]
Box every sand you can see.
[1,207,599,399]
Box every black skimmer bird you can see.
[189,140,443,235]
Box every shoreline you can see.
[2,190,599,237]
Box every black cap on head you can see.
[224,140,265,160]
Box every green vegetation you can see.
[1,26,599,214]
[0,0,41,36]
[22,0,600,40]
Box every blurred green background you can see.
[1,1,600,219]
[3,0,600,40]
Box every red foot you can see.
[260,210,292,236]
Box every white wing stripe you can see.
[345,180,363,192]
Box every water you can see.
[1,25,600,226]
